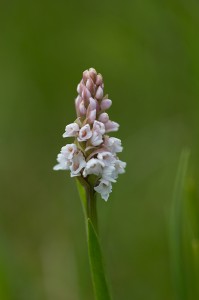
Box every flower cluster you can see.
[54,68,126,201]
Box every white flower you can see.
[63,123,79,138]
[70,151,86,177]
[93,120,105,135]
[90,131,103,146]
[104,137,123,153]
[53,153,71,171]
[78,124,92,141]
[83,158,104,177]
[114,159,126,176]
[97,151,116,166]
[61,144,77,160]
[94,179,112,201]
[89,121,105,146]
[102,165,117,182]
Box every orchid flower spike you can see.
[54,68,126,201]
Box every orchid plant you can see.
[54,68,126,299]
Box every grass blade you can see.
[87,218,111,300]
[185,179,199,297]
[170,149,190,300]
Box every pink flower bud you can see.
[96,74,103,86]
[79,101,87,115]
[75,96,81,116]
[86,78,95,95]
[82,87,91,101]
[96,101,100,113]
[89,67,97,73]
[95,86,103,100]
[89,68,97,82]
[98,112,109,123]
[105,121,119,133]
[93,120,105,135]
[77,84,80,94]
[87,109,96,124]
[77,83,83,94]
[100,99,112,111]
[89,97,97,110]
[83,70,89,82]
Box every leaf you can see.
[170,149,190,300]
[87,218,111,300]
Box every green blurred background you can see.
[0,0,199,299]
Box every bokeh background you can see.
[0,0,199,299]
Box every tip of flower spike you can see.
[96,74,103,86]
[88,68,97,82]
[89,67,97,73]
[82,68,103,87]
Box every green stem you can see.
[76,178,111,300]
[76,176,98,231]
[85,185,98,233]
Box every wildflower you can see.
[78,124,92,141]
[90,131,103,146]
[103,137,123,153]
[105,120,119,133]
[83,159,104,177]
[97,151,116,166]
[63,123,79,137]
[70,152,86,177]
[114,160,126,176]
[93,121,105,135]
[100,99,112,111]
[94,179,112,201]
[54,68,126,200]
[61,144,77,160]
[102,166,117,183]
[53,153,71,171]
[98,113,109,124]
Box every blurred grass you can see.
[185,178,199,298]
[169,150,199,300]
[170,149,190,300]
[0,0,199,299]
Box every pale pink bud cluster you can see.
[54,68,126,201]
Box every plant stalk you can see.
[76,178,111,300]
[85,184,98,233]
